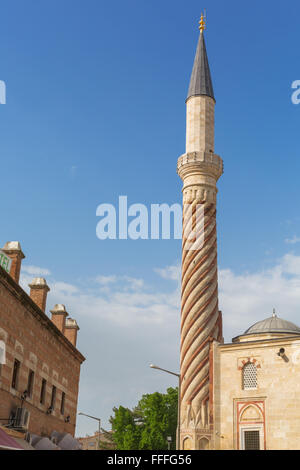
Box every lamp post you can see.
[149,364,181,450]
[78,412,101,450]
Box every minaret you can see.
[177,15,223,450]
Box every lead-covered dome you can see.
[244,314,300,336]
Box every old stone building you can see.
[213,314,300,450]
[0,241,85,445]
[178,16,300,450]
[78,431,115,450]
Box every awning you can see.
[31,435,60,450]
[51,431,82,450]
[0,428,23,450]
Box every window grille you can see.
[242,362,257,390]
[244,430,260,450]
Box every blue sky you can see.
[1,0,300,436]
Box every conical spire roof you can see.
[187,31,215,102]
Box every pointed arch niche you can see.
[236,401,266,450]
[198,437,209,450]
[182,437,192,450]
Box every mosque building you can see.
[177,15,300,450]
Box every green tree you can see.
[138,387,178,450]
[110,387,178,450]
[110,405,142,450]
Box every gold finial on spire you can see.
[199,11,206,33]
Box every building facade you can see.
[0,241,85,441]
[178,18,300,450]
[213,316,300,450]
[78,431,115,450]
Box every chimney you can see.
[50,304,68,334]
[29,278,50,312]
[64,318,79,347]
[2,241,25,283]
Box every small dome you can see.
[243,315,300,336]
[50,304,68,315]
[29,278,48,287]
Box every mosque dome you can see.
[243,314,300,336]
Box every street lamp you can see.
[149,364,181,450]
[78,412,101,450]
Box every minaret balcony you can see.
[177,151,223,182]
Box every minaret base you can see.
[180,429,214,450]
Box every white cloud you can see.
[26,253,300,336]
[219,253,300,338]
[22,265,51,276]
[47,279,178,326]
[285,236,300,245]
[96,275,144,292]
[19,253,300,436]
[151,254,300,339]
[281,254,300,276]
[51,281,79,296]
[154,264,181,281]
[20,254,300,346]
[95,275,117,285]
[122,276,144,291]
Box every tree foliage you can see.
[109,405,142,450]
[110,387,178,450]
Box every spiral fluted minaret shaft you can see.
[177,26,223,450]
[180,195,221,428]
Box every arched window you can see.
[242,362,257,390]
